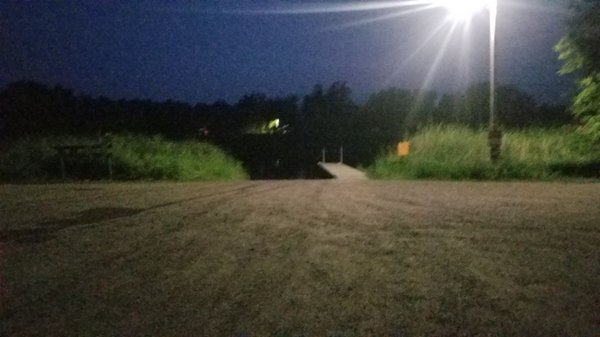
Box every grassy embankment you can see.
[368,125,599,180]
[0,135,248,182]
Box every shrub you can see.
[367,125,599,180]
[0,135,248,182]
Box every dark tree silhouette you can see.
[301,82,357,149]
[0,79,574,172]
[432,83,567,129]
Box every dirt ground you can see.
[1,180,599,336]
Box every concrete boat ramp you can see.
[317,162,368,180]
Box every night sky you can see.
[1,0,574,105]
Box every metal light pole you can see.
[436,0,502,161]
[487,0,502,162]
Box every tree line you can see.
[0,80,572,135]
[0,80,573,166]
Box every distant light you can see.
[434,0,494,22]
[268,118,280,129]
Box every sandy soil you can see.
[1,180,599,336]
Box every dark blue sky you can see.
[0,0,574,104]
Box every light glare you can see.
[435,0,493,21]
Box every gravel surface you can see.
[1,180,599,336]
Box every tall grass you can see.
[0,135,248,182]
[368,125,599,180]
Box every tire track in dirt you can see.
[2,181,600,336]
[0,182,250,209]
[0,182,293,243]
[0,182,299,317]
[0,182,290,228]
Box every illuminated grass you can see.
[0,135,248,182]
[368,125,599,180]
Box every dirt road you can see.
[1,180,599,336]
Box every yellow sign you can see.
[398,141,410,157]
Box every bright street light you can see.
[261,0,502,160]
[436,0,501,161]
[435,0,495,22]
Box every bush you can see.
[0,135,248,182]
[367,125,599,180]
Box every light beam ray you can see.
[406,21,458,126]
[383,19,450,86]
[456,19,473,86]
[321,4,438,32]
[230,1,437,15]
[420,21,458,91]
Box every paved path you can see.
[317,162,368,180]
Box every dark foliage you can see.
[0,80,573,173]
[555,0,600,142]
